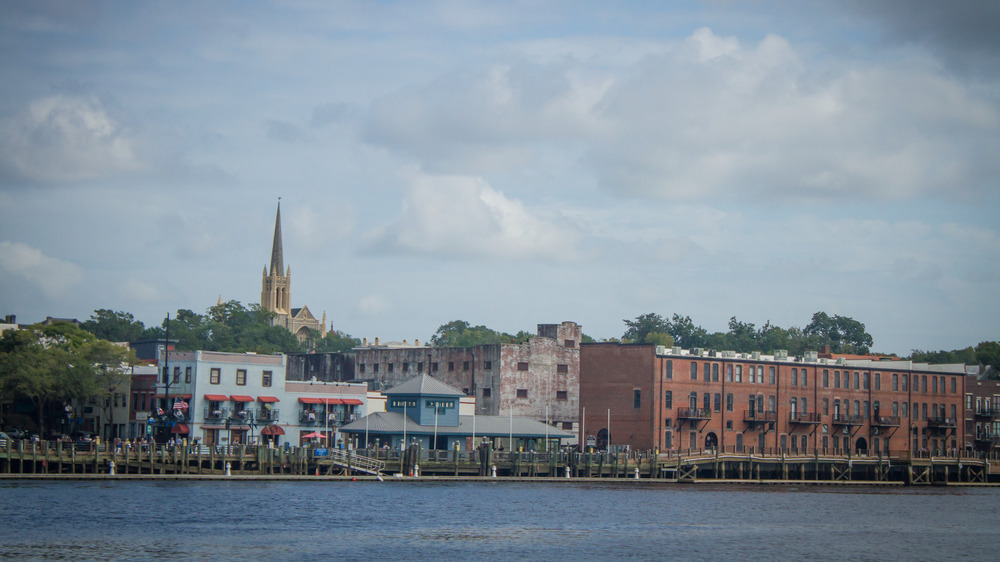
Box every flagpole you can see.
[402,401,407,450]
[545,405,549,452]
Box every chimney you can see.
[374,337,380,346]
[415,338,421,347]
[362,337,368,346]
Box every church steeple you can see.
[269,202,283,276]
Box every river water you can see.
[0,480,997,560]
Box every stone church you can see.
[261,202,326,340]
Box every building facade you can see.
[580,343,968,456]
[966,378,1000,455]
[290,322,582,442]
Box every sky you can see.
[1,1,998,356]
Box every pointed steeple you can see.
[269,201,283,276]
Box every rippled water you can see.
[1,481,997,560]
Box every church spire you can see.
[269,201,283,276]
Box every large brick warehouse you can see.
[580,343,972,456]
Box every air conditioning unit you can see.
[751,352,760,360]
[692,348,704,356]
[656,345,667,355]
[722,350,735,358]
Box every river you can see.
[1,480,997,560]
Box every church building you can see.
[261,202,326,340]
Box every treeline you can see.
[618,311,874,356]
[81,302,360,354]
[911,342,1000,374]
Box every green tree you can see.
[81,309,146,343]
[430,320,524,347]
[804,312,873,354]
[621,313,670,344]
[976,342,1000,376]
[311,330,362,353]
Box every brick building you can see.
[580,343,968,456]
[287,322,582,440]
[966,378,1000,455]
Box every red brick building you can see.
[966,378,1000,454]
[580,343,968,456]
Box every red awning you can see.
[341,398,363,405]
[257,396,279,403]
[260,425,285,436]
[155,394,192,399]
[204,394,229,401]
[230,395,254,402]
[171,424,190,434]
[298,397,324,404]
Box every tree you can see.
[311,330,362,353]
[976,342,1000,376]
[804,312,873,354]
[430,320,518,347]
[80,339,136,439]
[81,309,146,343]
[621,313,670,344]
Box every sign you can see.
[586,435,596,447]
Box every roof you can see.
[384,374,464,397]
[340,412,575,439]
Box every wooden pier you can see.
[2,440,998,484]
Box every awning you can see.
[156,394,192,400]
[257,396,279,403]
[170,424,190,434]
[341,398,363,406]
[230,395,254,402]
[298,397,324,404]
[204,394,229,401]
[260,425,285,436]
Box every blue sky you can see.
[1,1,998,355]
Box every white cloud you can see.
[362,171,582,262]
[0,95,144,185]
[123,278,159,302]
[0,241,82,297]
[357,294,391,316]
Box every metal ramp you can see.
[326,449,385,476]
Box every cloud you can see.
[0,241,82,297]
[362,172,583,262]
[266,120,312,144]
[0,95,145,185]
[359,27,999,204]
[123,278,159,302]
[357,294,391,316]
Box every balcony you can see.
[974,432,1000,447]
[676,407,711,420]
[789,412,821,425]
[975,407,1000,419]
[927,416,957,430]
[743,410,777,423]
[831,414,864,426]
[204,407,228,423]
[872,416,900,427]
[257,408,280,424]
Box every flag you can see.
[173,399,189,410]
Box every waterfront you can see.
[1,481,998,560]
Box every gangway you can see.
[324,449,385,476]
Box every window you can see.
[769,366,776,385]
[557,364,568,374]
[854,371,860,390]
[823,398,829,415]
[448,362,455,372]
[634,390,641,409]
[874,373,880,391]
[565,340,576,348]
[932,377,938,393]
[790,398,798,417]
[664,391,673,409]
[184,366,192,383]
[210,368,220,385]
[892,402,898,416]
[714,393,721,412]
[262,370,272,387]
[712,364,719,382]
[901,374,908,392]
[726,364,733,382]
[403,362,409,372]
[689,392,698,409]
[463,361,470,371]
[432,362,439,372]
[726,393,733,412]
[758,366,765,384]
[893,373,898,391]
[161,367,168,384]
[236,369,246,386]
[516,389,528,398]
[792,368,798,386]
[853,400,860,416]
[562,422,573,430]
[801,397,807,414]
[484,361,492,370]
[373,364,379,374]
[517,362,529,371]
[823,370,829,388]
[922,375,928,393]
[801,369,807,387]
[482,388,491,397]
[703,363,711,382]
[703,393,710,410]
[557,390,568,400]
[735,365,742,383]
[834,371,840,389]
[690,363,698,380]
[417,362,423,372]
[359,364,366,374]
[768,395,775,412]
[664,431,673,449]
[387,363,394,373]
[951,377,957,394]
[665,360,673,379]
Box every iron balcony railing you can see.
[743,410,777,423]
[927,416,957,429]
[789,412,821,424]
[676,407,711,420]
[873,415,901,427]
[257,408,280,423]
[975,407,1000,418]
[831,413,864,425]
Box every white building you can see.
[157,350,368,446]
